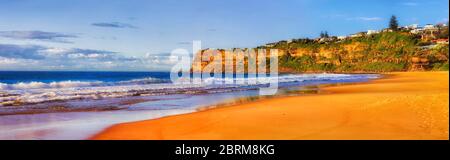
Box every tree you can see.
[389,15,399,31]
[436,22,449,39]
[320,31,330,38]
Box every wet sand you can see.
[92,72,449,140]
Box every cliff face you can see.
[287,43,366,65]
[192,32,449,73]
[192,49,278,73]
[278,32,448,72]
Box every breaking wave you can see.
[0,74,379,106]
[0,81,102,90]
[0,77,169,90]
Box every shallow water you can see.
[0,91,260,139]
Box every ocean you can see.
[0,71,171,86]
[0,71,379,108]
[0,71,379,139]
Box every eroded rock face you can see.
[191,32,448,73]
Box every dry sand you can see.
[92,72,449,140]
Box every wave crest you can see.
[0,77,168,90]
[0,74,379,106]
[0,81,102,90]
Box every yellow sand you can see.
[92,72,449,140]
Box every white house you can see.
[265,43,277,48]
[350,32,366,38]
[337,36,347,40]
[349,34,360,38]
[405,24,419,30]
[410,28,424,34]
[367,30,379,35]
[381,28,393,32]
[424,24,435,30]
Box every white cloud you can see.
[140,53,180,71]
[347,17,383,21]
[0,57,19,65]
[91,22,138,29]
[0,57,39,70]
[40,48,71,55]
[0,43,151,71]
[0,31,77,43]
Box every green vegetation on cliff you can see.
[273,31,448,72]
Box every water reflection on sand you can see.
[0,79,371,140]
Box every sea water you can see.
[0,71,379,139]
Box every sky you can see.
[0,0,448,71]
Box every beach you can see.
[0,72,377,139]
[92,72,449,140]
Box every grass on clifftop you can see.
[276,32,449,72]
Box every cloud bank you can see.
[346,17,383,21]
[0,44,178,71]
[0,31,78,43]
[91,22,137,29]
[0,43,177,71]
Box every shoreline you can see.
[93,71,448,140]
[1,73,376,116]
[193,77,383,112]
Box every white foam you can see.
[115,77,170,85]
[11,82,48,90]
[0,83,8,90]
[0,74,379,106]
[49,81,102,88]
[0,81,102,90]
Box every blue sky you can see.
[0,0,448,71]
